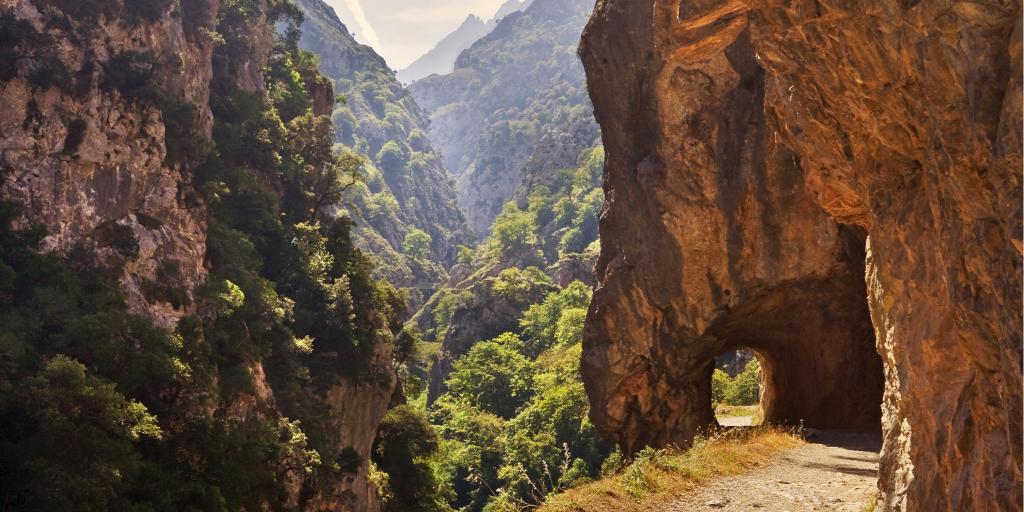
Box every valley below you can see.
[0,0,1019,511]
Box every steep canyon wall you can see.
[579,0,1022,510]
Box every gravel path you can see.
[717,415,754,427]
[667,431,881,512]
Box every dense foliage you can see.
[713,359,763,406]
[723,359,762,406]
[0,1,408,509]
[293,0,470,300]
[424,282,610,511]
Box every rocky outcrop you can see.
[426,275,557,403]
[1,2,402,510]
[0,0,217,327]
[579,1,1021,511]
[513,113,600,206]
[397,15,491,85]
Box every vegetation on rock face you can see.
[0,1,406,509]
[414,282,611,512]
[293,0,470,304]
[384,115,605,511]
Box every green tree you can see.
[402,229,433,262]
[444,333,535,419]
[724,359,761,405]
[1,356,162,510]
[376,141,408,176]
[711,369,730,404]
[487,203,537,256]
[373,405,448,512]
[285,113,365,221]
[554,308,587,346]
[519,281,591,357]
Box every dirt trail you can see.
[717,416,754,427]
[667,431,881,512]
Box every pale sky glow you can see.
[324,0,512,69]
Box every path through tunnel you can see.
[704,228,884,432]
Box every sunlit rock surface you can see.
[579,1,1022,510]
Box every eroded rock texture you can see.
[579,1,1022,511]
[0,0,218,327]
[0,2,398,509]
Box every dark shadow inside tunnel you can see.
[704,228,884,432]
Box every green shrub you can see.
[444,333,535,419]
[554,307,587,346]
[711,369,729,404]
[519,281,590,357]
[600,447,624,476]
[724,359,761,406]
[402,228,433,262]
[373,405,447,512]
[491,267,551,303]
[1,356,161,510]
[487,202,538,256]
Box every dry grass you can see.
[859,497,880,512]
[539,426,803,512]
[714,404,759,418]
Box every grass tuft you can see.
[539,426,803,512]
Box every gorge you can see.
[0,0,1020,510]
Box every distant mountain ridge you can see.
[397,0,533,84]
[409,0,594,233]
[295,0,472,304]
[397,15,491,84]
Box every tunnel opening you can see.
[713,349,763,427]
[704,228,884,433]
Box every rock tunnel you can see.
[704,228,883,431]
[578,0,1022,509]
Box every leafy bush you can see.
[724,359,761,405]
[554,307,587,346]
[373,405,448,511]
[444,333,535,419]
[490,266,551,303]
[376,140,408,176]
[712,369,730,405]
[0,356,162,510]
[519,281,590,357]
[487,203,538,256]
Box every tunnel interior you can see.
[705,230,884,431]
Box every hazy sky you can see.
[324,0,513,69]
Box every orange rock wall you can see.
[579,1,1022,510]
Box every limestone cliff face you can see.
[579,1,1021,511]
[0,0,218,326]
[0,2,398,510]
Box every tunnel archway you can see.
[703,229,884,431]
